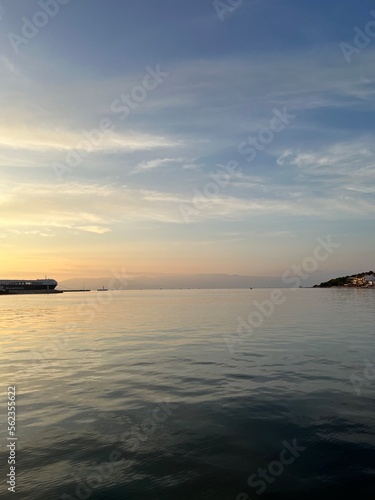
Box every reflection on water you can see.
[0,289,374,499]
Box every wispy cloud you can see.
[133,157,186,173]
[276,139,375,191]
[77,226,111,234]
[0,126,180,154]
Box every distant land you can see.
[314,271,375,288]
[59,274,281,291]
[58,272,341,291]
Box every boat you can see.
[0,279,60,294]
[97,285,108,291]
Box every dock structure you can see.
[0,278,93,295]
[0,289,63,295]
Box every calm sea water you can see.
[0,289,374,499]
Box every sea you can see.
[0,289,374,499]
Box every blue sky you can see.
[0,0,374,281]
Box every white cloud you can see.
[0,126,180,154]
[276,140,375,181]
[77,226,111,234]
[134,157,185,173]
[0,177,374,240]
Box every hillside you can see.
[314,271,375,288]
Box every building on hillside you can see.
[349,277,367,286]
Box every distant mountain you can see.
[59,273,285,291]
[314,271,375,288]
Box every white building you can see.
[365,275,375,286]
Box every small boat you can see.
[97,286,108,291]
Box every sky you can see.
[0,0,374,283]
